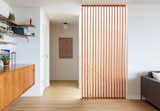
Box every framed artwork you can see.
[59,38,73,58]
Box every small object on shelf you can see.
[10,51,16,65]
[0,15,15,25]
[0,35,4,40]
[12,27,24,35]
[0,26,14,34]
[3,59,10,66]
[0,15,35,39]
[0,25,14,34]
[30,18,32,25]
[32,33,35,36]
[0,15,35,28]
[0,49,9,55]
[0,49,10,66]
[8,12,15,23]
[0,28,34,38]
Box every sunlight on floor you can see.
[43,80,81,99]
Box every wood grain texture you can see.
[82,5,127,98]
[0,64,35,111]
[6,81,158,111]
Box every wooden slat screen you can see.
[82,4,127,99]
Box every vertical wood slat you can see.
[107,6,110,98]
[111,7,114,98]
[90,6,93,98]
[122,6,124,98]
[82,5,127,99]
[81,6,84,98]
[124,6,127,98]
[98,6,100,97]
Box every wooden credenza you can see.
[0,64,35,111]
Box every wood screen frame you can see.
[81,4,127,99]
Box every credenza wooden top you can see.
[0,64,34,75]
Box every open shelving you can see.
[0,40,16,45]
[0,15,35,40]
[0,29,34,37]
[0,15,35,28]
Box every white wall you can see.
[128,3,160,99]
[79,15,82,88]
[0,0,10,17]
[13,8,50,96]
[0,0,50,96]
[13,7,41,96]
[50,18,79,80]
[40,8,50,93]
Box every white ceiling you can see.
[5,0,160,23]
[5,0,82,23]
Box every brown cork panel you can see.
[59,38,73,59]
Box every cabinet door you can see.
[27,65,35,86]
[0,75,11,110]
[0,65,35,110]
[2,73,13,108]
[0,77,3,110]
[19,68,25,94]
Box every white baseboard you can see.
[127,95,141,100]
[40,82,50,96]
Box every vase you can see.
[3,61,10,66]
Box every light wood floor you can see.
[43,81,81,98]
[6,81,158,111]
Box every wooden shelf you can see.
[0,15,16,26]
[12,24,35,28]
[0,28,14,36]
[0,15,35,28]
[0,40,16,45]
[0,15,35,41]
[13,34,34,38]
[0,29,34,38]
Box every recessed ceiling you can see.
[5,0,160,23]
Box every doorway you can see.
[48,16,80,98]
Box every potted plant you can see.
[8,12,15,23]
[1,55,10,66]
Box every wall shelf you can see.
[0,29,34,38]
[0,15,15,26]
[0,15,35,28]
[0,28,14,36]
[0,40,16,45]
[0,15,35,41]
[14,34,34,38]
[11,24,35,28]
